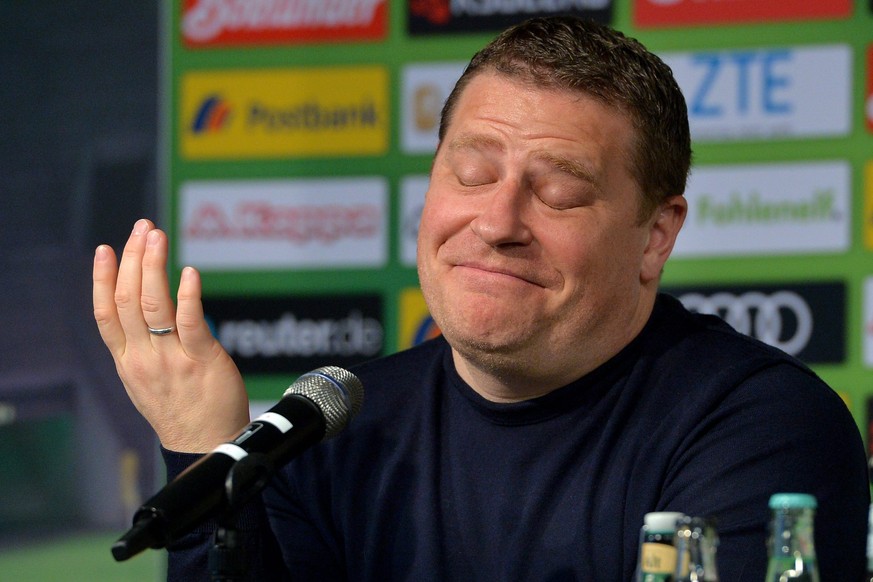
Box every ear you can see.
[641,195,687,284]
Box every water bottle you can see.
[764,493,819,582]
[673,515,719,582]
[637,511,685,582]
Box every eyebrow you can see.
[447,133,504,153]
[532,150,598,185]
[446,132,600,187]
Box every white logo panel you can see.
[673,161,850,258]
[400,175,429,267]
[865,277,873,368]
[179,178,388,270]
[661,45,851,142]
[401,62,466,154]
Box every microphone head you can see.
[285,366,364,439]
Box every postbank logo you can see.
[181,0,388,47]
[634,0,851,28]
[190,95,232,133]
[180,67,389,159]
[399,288,441,350]
[865,161,873,250]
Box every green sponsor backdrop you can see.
[164,0,873,435]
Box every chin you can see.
[444,325,534,365]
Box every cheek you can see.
[545,226,641,292]
[418,192,471,250]
[416,208,440,269]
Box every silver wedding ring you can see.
[147,326,176,336]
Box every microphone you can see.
[111,365,364,562]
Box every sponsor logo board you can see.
[661,45,851,142]
[407,0,614,35]
[400,175,429,267]
[180,178,388,270]
[399,288,441,350]
[401,62,466,154]
[664,282,846,364]
[181,0,388,47]
[867,45,873,134]
[865,277,873,368]
[203,294,384,374]
[181,67,388,159]
[866,162,873,251]
[634,0,851,28]
[672,161,850,258]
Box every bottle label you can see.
[641,542,677,577]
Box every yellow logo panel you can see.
[398,288,441,351]
[181,66,389,159]
[865,161,873,250]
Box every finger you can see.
[93,244,126,355]
[141,229,177,334]
[114,219,154,339]
[175,266,220,360]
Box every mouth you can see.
[453,261,546,288]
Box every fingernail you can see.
[146,230,160,246]
[132,219,149,235]
[95,245,109,261]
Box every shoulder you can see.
[631,294,852,440]
[647,293,821,385]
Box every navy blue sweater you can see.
[164,294,869,581]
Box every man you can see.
[93,16,868,580]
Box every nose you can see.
[469,179,533,247]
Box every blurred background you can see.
[0,1,162,579]
[0,0,870,580]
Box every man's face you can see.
[417,72,681,394]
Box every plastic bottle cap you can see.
[644,511,686,532]
[768,493,817,509]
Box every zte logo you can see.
[661,45,851,142]
[687,51,792,118]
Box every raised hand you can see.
[93,219,250,453]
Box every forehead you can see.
[441,72,638,167]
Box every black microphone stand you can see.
[208,452,274,582]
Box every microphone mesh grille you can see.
[283,366,364,440]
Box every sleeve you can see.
[658,363,869,581]
[160,448,292,582]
